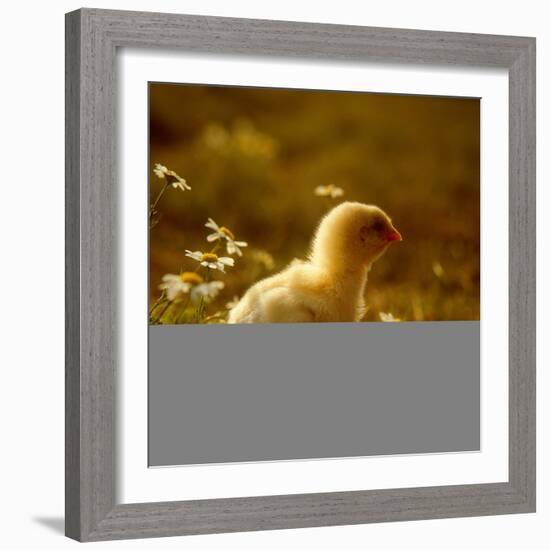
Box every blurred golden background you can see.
[149,83,480,322]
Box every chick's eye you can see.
[372,221,385,232]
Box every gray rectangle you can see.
[149,322,480,466]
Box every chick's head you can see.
[310,201,402,271]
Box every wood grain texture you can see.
[508,40,536,508]
[65,9,81,541]
[65,8,536,542]
[66,8,117,541]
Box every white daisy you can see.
[159,272,203,302]
[191,281,225,303]
[153,163,191,191]
[314,184,344,199]
[226,296,240,310]
[185,250,235,272]
[205,218,248,257]
[379,312,401,322]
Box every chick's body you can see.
[228,201,401,324]
[228,260,366,323]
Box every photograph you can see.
[148,83,480,325]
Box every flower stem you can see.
[149,181,170,223]
[195,268,211,322]
[149,292,167,317]
[154,300,173,324]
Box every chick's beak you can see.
[386,227,402,242]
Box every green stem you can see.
[155,300,173,324]
[149,292,167,317]
[175,294,193,324]
[149,181,170,222]
[195,268,211,323]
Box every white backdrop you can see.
[0,0,546,548]
[119,52,508,503]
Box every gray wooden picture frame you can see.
[65,8,536,542]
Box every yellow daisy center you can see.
[180,272,203,284]
[219,226,235,240]
[200,252,219,262]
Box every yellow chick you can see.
[228,201,402,323]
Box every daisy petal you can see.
[185,250,203,261]
[218,257,235,266]
[205,218,219,231]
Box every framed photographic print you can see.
[65,8,536,542]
